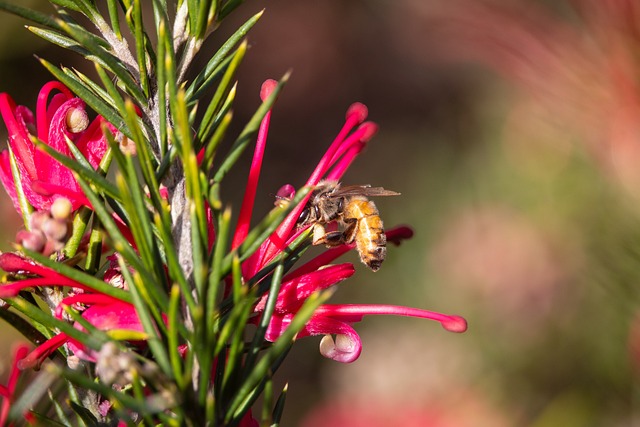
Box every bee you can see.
[299,180,400,271]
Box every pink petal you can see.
[254,263,355,313]
[76,301,145,333]
[35,98,84,193]
[30,181,91,211]
[263,312,363,363]
[67,302,146,362]
[55,293,125,319]
[0,151,20,212]
[309,316,362,363]
[0,94,36,178]
[74,117,112,168]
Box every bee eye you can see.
[298,207,310,224]
[314,205,321,218]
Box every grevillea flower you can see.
[234,80,467,363]
[0,252,147,369]
[0,81,115,212]
[0,344,29,426]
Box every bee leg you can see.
[341,219,358,245]
[312,223,347,247]
[320,231,347,247]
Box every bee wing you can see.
[331,185,400,197]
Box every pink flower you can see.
[0,81,114,212]
[236,80,467,363]
[0,253,146,369]
[0,344,29,426]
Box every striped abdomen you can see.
[344,198,387,272]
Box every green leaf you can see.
[57,18,146,104]
[8,369,59,423]
[227,291,331,422]
[3,297,103,351]
[6,146,32,228]
[117,258,172,377]
[0,1,61,29]
[115,168,163,292]
[106,0,123,39]
[0,306,48,347]
[219,0,246,20]
[28,26,92,57]
[196,42,245,147]
[73,174,154,286]
[131,0,150,96]
[62,206,93,259]
[153,212,197,315]
[155,18,169,156]
[167,284,187,389]
[243,261,285,371]
[69,401,99,426]
[272,383,289,426]
[48,0,88,14]
[185,10,263,102]
[202,110,233,176]
[212,72,289,184]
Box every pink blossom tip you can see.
[347,102,368,123]
[358,122,378,142]
[260,79,278,101]
[275,184,295,201]
[442,315,468,333]
[387,226,414,245]
[0,252,34,273]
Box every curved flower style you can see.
[236,80,467,363]
[0,81,114,212]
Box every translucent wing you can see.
[331,185,400,197]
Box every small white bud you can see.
[65,107,89,133]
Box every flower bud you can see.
[28,211,50,231]
[16,229,46,253]
[50,197,73,220]
[42,218,69,242]
[65,107,89,133]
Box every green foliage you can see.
[0,0,315,425]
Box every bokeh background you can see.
[1,0,640,425]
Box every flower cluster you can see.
[0,80,466,422]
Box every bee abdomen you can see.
[357,214,387,272]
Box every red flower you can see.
[237,80,467,363]
[0,81,115,212]
[0,253,146,369]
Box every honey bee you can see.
[299,180,400,271]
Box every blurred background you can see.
[1,0,640,425]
